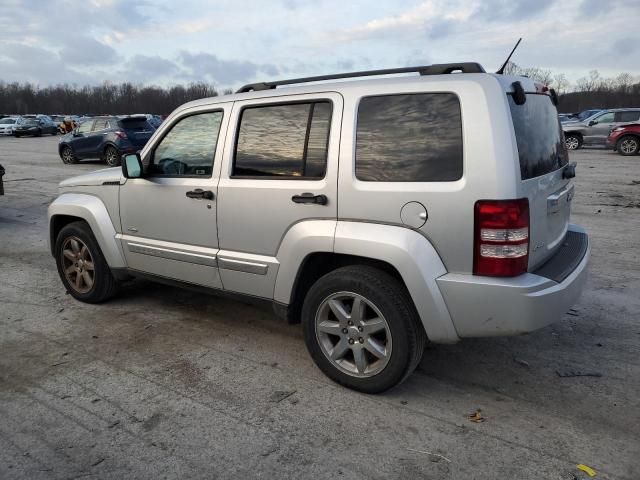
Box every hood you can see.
[562,121,586,129]
[59,167,124,187]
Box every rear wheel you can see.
[61,146,77,164]
[302,265,426,393]
[36,128,42,137]
[103,146,121,166]
[617,135,640,156]
[565,134,582,150]
[55,221,118,303]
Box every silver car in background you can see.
[563,108,640,150]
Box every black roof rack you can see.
[236,62,486,93]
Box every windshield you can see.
[509,93,569,180]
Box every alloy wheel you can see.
[61,236,95,294]
[105,148,119,166]
[315,291,392,377]
[62,148,73,164]
[565,136,580,150]
[620,138,638,155]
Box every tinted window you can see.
[616,111,640,122]
[355,94,463,182]
[119,118,150,130]
[509,94,568,180]
[150,111,223,177]
[234,101,331,178]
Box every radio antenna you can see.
[496,38,522,74]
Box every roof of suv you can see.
[176,63,539,112]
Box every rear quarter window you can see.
[355,93,463,182]
[509,94,568,180]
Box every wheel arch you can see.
[48,193,126,268]
[274,220,459,343]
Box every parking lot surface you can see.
[0,135,638,479]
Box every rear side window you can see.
[355,93,463,182]
[92,119,108,131]
[233,101,332,178]
[509,94,568,180]
[616,111,640,122]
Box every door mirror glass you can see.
[123,153,143,178]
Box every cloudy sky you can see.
[1,0,638,90]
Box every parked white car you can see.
[0,117,18,135]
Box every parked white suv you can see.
[48,63,590,393]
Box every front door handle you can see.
[291,193,328,205]
[186,189,214,200]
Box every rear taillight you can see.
[114,130,128,139]
[473,199,529,277]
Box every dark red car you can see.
[607,123,640,156]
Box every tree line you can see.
[0,82,226,115]
[1,64,639,115]
[504,63,640,112]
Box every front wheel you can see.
[302,265,426,393]
[55,221,119,303]
[565,134,582,150]
[617,135,640,156]
[60,146,77,164]
[103,146,121,166]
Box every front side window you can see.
[593,112,614,124]
[355,93,463,182]
[78,121,93,134]
[233,101,332,178]
[150,111,223,177]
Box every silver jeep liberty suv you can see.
[48,63,590,393]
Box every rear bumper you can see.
[437,225,590,338]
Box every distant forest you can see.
[1,62,639,115]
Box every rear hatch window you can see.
[118,117,153,146]
[508,94,568,180]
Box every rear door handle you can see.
[291,193,328,205]
[186,189,214,200]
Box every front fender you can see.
[334,222,459,344]
[48,193,126,268]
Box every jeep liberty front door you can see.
[119,105,231,288]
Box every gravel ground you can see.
[0,135,638,480]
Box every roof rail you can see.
[236,62,486,93]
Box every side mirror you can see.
[588,120,597,126]
[122,153,143,178]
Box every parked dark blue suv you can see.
[58,116,154,166]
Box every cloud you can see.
[123,55,181,82]
[59,37,120,66]
[475,0,555,21]
[178,51,280,85]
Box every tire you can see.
[60,146,77,164]
[103,146,121,166]
[36,129,42,137]
[14,133,21,138]
[301,265,426,393]
[54,221,119,303]
[616,135,640,156]
[565,134,582,150]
